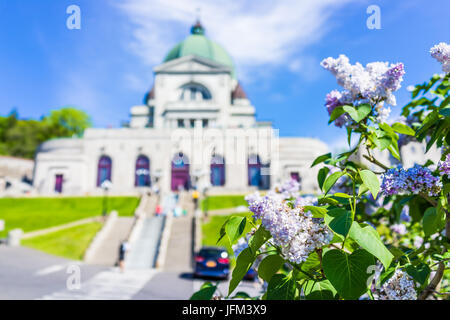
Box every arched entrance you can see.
[171,152,190,191]
[210,154,225,186]
[97,155,112,187]
[135,155,151,187]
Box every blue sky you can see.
[0,0,449,150]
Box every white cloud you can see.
[115,0,361,75]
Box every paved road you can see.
[0,245,262,300]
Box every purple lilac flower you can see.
[430,42,450,73]
[381,165,442,196]
[400,205,411,222]
[438,154,450,178]
[325,90,351,128]
[382,63,405,92]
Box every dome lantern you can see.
[190,20,205,35]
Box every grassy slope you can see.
[201,212,253,255]
[0,196,139,238]
[21,221,103,260]
[201,195,248,211]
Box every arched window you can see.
[248,154,261,187]
[135,155,151,187]
[97,156,112,187]
[171,152,190,191]
[179,83,211,101]
[211,155,225,186]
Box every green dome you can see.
[163,22,236,78]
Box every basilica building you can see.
[32,22,328,195]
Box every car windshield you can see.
[199,249,226,258]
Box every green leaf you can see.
[324,208,353,238]
[190,282,217,300]
[348,222,393,269]
[230,291,253,300]
[405,263,430,286]
[359,170,380,199]
[216,217,231,245]
[248,226,271,254]
[322,249,374,300]
[266,272,296,300]
[333,192,352,198]
[228,247,256,296]
[303,206,327,218]
[343,104,371,123]
[226,216,247,245]
[422,207,445,237]
[258,255,285,282]
[303,279,338,300]
[311,153,332,167]
[317,167,330,190]
[329,106,346,123]
[439,107,450,117]
[323,171,344,194]
[358,183,369,196]
[391,122,415,136]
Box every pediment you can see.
[154,55,232,74]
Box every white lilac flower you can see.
[378,269,417,300]
[430,42,450,73]
[295,195,318,207]
[413,236,424,248]
[376,106,391,123]
[321,55,405,107]
[390,223,407,235]
[246,189,333,265]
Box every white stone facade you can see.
[33,54,329,195]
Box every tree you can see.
[42,107,92,138]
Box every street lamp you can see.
[101,179,112,217]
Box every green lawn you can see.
[201,212,254,256]
[21,222,103,260]
[0,196,139,238]
[201,195,248,211]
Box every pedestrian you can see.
[192,188,199,210]
[118,240,129,272]
[155,204,162,216]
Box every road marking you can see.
[39,268,158,300]
[34,264,67,276]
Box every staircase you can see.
[85,217,134,266]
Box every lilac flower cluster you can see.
[438,154,450,178]
[321,55,405,127]
[274,179,301,199]
[378,269,417,300]
[245,192,333,264]
[381,164,442,196]
[430,42,450,74]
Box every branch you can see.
[418,249,447,300]
[362,154,390,171]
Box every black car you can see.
[193,246,230,280]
